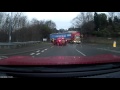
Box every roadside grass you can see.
[83,37,120,46]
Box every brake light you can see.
[59,40,61,42]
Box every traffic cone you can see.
[113,41,116,47]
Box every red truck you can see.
[70,31,81,44]
[53,37,67,46]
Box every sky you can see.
[24,12,80,30]
[24,12,109,30]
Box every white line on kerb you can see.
[97,48,120,53]
[75,49,86,56]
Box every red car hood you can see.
[0,54,120,65]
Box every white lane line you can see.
[51,46,53,48]
[97,48,120,53]
[0,56,8,60]
[0,46,49,56]
[30,53,35,55]
[36,50,40,52]
[44,48,47,50]
[41,50,44,52]
[36,53,40,55]
[75,49,86,56]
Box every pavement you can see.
[1,42,120,58]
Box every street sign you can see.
[43,38,47,41]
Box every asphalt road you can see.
[1,43,120,59]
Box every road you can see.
[1,43,120,59]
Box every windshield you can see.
[1,12,120,77]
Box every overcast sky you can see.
[24,12,80,30]
[24,12,109,30]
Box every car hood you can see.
[0,54,120,65]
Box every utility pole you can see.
[9,12,12,43]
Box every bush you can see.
[92,29,112,37]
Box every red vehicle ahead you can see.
[53,37,67,46]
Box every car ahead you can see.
[53,37,67,46]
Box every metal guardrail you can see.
[0,41,41,49]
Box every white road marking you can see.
[0,56,8,60]
[44,48,47,50]
[51,46,53,48]
[41,50,44,52]
[30,53,35,55]
[0,46,49,56]
[97,48,120,53]
[75,49,86,56]
[36,53,40,55]
[36,50,40,52]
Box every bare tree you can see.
[0,12,5,30]
[12,12,22,31]
[116,12,120,19]
[45,20,56,29]
[86,12,94,22]
[2,13,11,32]
[72,13,83,28]
[71,12,94,28]
[108,12,115,20]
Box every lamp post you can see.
[9,12,12,43]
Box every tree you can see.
[108,17,112,25]
[113,16,119,23]
[71,12,94,34]
[45,20,56,29]
[108,12,115,21]
[98,13,108,30]
[0,12,58,42]
[86,12,94,22]
[81,21,95,35]
[0,12,5,30]
[94,12,100,31]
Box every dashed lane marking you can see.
[30,53,35,55]
[36,53,40,55]
[0,46,51,56]
[41,50,44,52]
[0,56,8,60]
[51,46,54,48]
[36,50,40,52]
[44,48,47,50]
